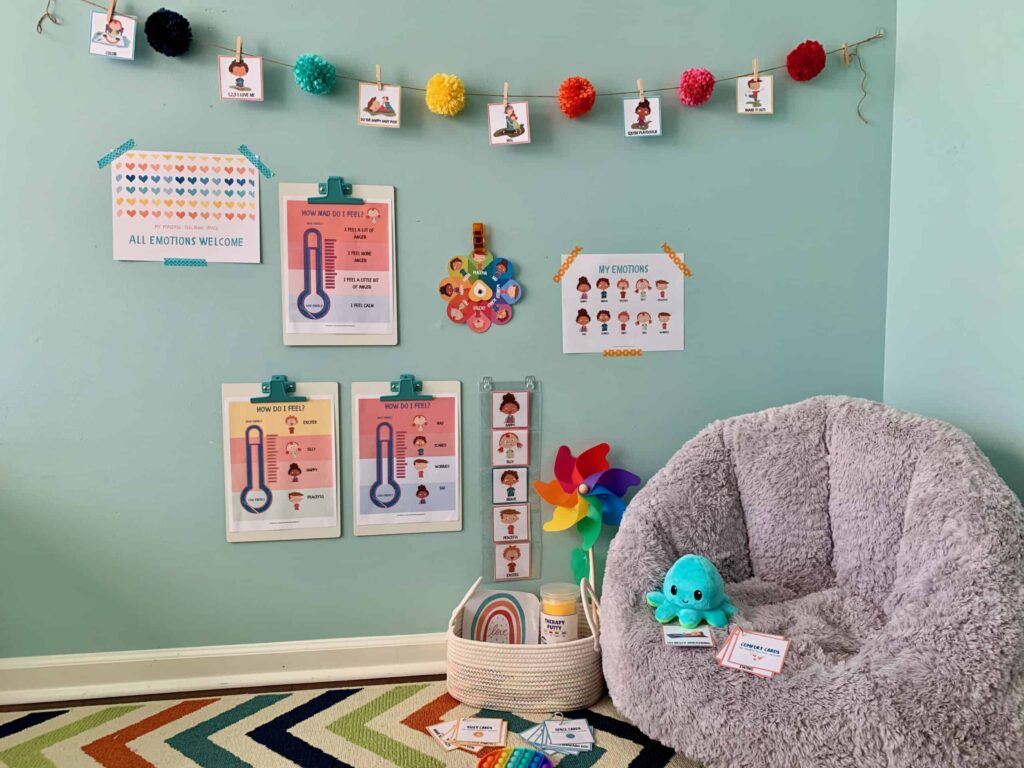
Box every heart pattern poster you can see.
[110,150,261,263]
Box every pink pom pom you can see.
[678,68,716,107]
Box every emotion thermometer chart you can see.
[279,183,397,346]
[352,380,462,535]
[221,382,340,542]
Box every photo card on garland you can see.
[88,10,137,60]
[488,101,531,145]
[623,96,662,137]
[737,75,773,114]
[218,55,264,101]
[358,82,402,128]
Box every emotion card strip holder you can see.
[350,375,462,536]
[481,375,541,584]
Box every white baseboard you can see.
[0,633,448,706]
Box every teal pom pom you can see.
[293,54,336,95]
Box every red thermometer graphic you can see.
[240,425,272,513]
[297,227,331,320]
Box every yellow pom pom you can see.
[425,73,466,116]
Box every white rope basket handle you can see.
[579,577,601,651]
[449,577,483,633]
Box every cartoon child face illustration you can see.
[500,508,521,524]
[413,435,427,448]
[658,311,672,325]
[503,545,522,573]
[471,251,488,271]
[501,470,520,489]
[469,314,489,331]
[597,310,611,323]
[596,277,610,290]
[616,279,629,291]
[500,393,520,416]
[635,99,651,119]
[288,491,303,510]
[288,463,302,482]
[494,259,509,275]
[412,414,428,431]
[366,207,381,224]
[576,276,591,294]
[416,485,430,504]
[449,257,464,274]
[439,282,455,298]
[637,311,653,325]
[635,278,652,292]
[285,415,298,434]
[498,432,522,452]
[618,311,630,323]
[228,58,249,88]
[413,458,428,477]
[495,306,510,321]
[656,279,669,291]
[285,441,300,458]
[576,308,591,330]
[104,19,125,44]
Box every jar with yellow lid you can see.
[539,582,579,644]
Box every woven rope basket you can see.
[446,577,605,712]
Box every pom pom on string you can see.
[558,76,596,119]
[293,54,337,95]
[787,40,827,81]
[424,73,466,116]
[678,68,715,106]
[144,8,191,57]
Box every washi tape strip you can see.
[602,349,643,357]
[661,242,692,277]
[164,258,208,267]
[237,144,275,178]
[553,245,583,283]
[97,138,136,169]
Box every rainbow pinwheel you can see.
[533,443,641,583]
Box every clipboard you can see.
[350,377,462,536]
[278,179,398,346]
[221,378,341,542]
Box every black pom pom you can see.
[144,8,192,57]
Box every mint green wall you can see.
[884,0,1023,498]
[0,0,895,657]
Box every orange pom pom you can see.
[558,76,596,119]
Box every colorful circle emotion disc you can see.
[447,296,471,323]
[492,301,513,325]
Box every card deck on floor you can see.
[520,718,595,756]
[425,721,486,754]
[452,717,507,746]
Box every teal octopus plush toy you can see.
[647,554,737,628]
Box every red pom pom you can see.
[678,68,715,107]
[558,76,596,119]
[787,40,827,82]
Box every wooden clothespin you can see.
[752,58,760,82]
[105,0,117,23]
[841,43,851,66]
[234,35,243,62]
[502,81,509,107]
[637,78,645,101]
[375,64,382,90]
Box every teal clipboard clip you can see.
[164,258,207,267]
[251,374,308,404]
[380,374,433,402]
[308,176,365,205]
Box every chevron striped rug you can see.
[0,682,698,767]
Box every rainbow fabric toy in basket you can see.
[447,577,604,711]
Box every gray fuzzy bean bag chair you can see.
[602,396,1024,768]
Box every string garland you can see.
[51,0,884,111]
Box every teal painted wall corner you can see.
[0,0,896,657]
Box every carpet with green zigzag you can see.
[0,682,700,767]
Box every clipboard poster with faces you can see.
[483,378,540,582]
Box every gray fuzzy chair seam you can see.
[601,396,1024,768]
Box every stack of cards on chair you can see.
[427,717,507,753]
[662,624,716,647]
[519,718,595,756]
[716,628,791,678]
